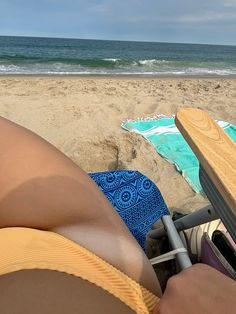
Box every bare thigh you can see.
[0,116,161,296]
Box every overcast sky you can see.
[1,0,236,45]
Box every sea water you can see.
[0,36,236,76]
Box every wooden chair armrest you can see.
[175,108,236,216]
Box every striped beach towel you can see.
[121,116,236,195]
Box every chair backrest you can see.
[175,108,236,243]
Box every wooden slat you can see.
[175,108,236,216]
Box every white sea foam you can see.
[138,59,170,66]
[182,67,236,76]
[0,64,20,72]
[1,62,236,76]
[103,58,121,62]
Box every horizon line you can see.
[0,34,235,48]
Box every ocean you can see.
[0,36,236,76]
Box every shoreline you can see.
[1,74,236,80]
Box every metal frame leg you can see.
[161,215,192,270]
[148,205,219,239]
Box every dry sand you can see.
[0,76,235,214]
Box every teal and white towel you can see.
[121,116,236,195]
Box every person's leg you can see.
[0,116,161,296]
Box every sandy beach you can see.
[0,76,235,214]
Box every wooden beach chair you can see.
[149,108,236,271]
[0,108,235,313]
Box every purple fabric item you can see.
[201,232,236,280]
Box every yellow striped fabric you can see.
[0,227,159,314]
